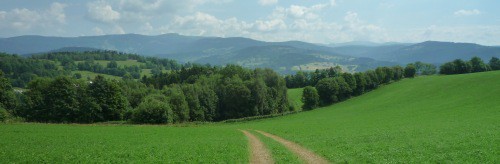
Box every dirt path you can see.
[255,130,329,164]
[240,130,274,164]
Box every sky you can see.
[0,0,499,45]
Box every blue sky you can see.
[0,0,499,45]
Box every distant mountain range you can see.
[1,34,499,73]
[333,41,500,64]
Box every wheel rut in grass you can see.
[255,130,329,164]
[240,130,274,164]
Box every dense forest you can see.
[0,51,289,123]
[1,51,499,124]
[0,51,181,87]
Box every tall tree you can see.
[0,71,18,112]
[88,76,129,121]
[489,57,500,70]
[469,56,490,72]
[315,77,340,105]
[217,76,252,120]
[404,64,417,78]
[164,85,190,123]
[181,84,204,121]
[341,73,357,92]
[44,76,80,122]
[353,72,367,96]
[392,66,404,81]
[453,59,472,74]
[302,86,319,110]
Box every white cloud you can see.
[255,19,286,31]
[87,1,121,23]
[330,0,337,6]
[454,9,481,16]
[49,2,67,23]
[398,25,500,45]
[141,22,154,33]
[0,2,67,32]
[112,25,126,34]
[92,27,105,35]
[270,4,328,21]
[258,0,278,6]
[161,12,253,36]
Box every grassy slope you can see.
[239,71,500,163]
[1,71,499,162]
[287,88,304,111]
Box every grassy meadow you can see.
[1,71,499,163]
[0,124,247,163]
[239,71,500,163]
[287,87,304,111]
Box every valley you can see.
[1,71,498,163]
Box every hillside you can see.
[0,34,394,73]
[239,71,500,162]
[1,71,498,163]
[3,34,500,73]
[195,45,394,73]
[331,41,500,64]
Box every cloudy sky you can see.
[1,0,499,45]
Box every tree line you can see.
[440,57,499,74]
[285,64,415,89]
[0,63,290,123]
[299,56,500,111]
[300,65,415,110]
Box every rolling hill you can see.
[0,34,396,73]
[2,34,500,73]
[1,71,498,163]
[331,41,500,64]
[240,70,500,162]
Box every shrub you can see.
[0,107,10,122]
[132,95,173,124]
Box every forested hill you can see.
[2,34,500,74]
[0,51,181,87]
[0,34,392,73]
[329,41,500,64]
[0,50,291,123]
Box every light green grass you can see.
[0,124,247,163]
[141,69,152,77]
[287,88,304,111]
[1,71,499,163]
[240,71,500,163]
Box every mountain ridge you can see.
[1,34,499,73]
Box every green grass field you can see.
[287,88,304,111]
[0,124,247,163]
[1,71,499,163]
[240,71,500,163]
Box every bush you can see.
[132,95,173,124]
[0,107,10,122]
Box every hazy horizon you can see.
[1,0,499,45]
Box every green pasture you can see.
[1,71,499,163]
